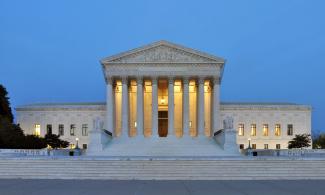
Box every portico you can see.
[101,41,224,140]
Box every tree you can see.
[44,133,69,149]
[0,84,14,123]
[0,84,47,149]
[288,134,311,149]
[313,133,325,149]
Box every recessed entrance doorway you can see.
[158,111,168,137]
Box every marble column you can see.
[151,77,158,137]
[106,77,115,136]
[197,77,205,136]
[168,77,174,136]
[212,77,220,135]
[121,76,129,138]
[182,77,189,136]
[136,77,144,136]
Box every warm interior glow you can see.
[238,124,244,136]
[34,124,40,136]
[160,98,166,104]
[275,124,281,136]
[263,124,269,136]
[134,122,137,127]
[251,124,256,136]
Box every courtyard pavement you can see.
[0,179,324,195]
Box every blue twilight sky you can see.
[0,0,324,132]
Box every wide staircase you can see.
[97,136,237,156]
[1,157,325,180]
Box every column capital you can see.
[182,77,189,84]
[211,77,221,85]
[106,77,114,85]
[168,76,174,84]
[198,77,205,85]
[136,76,143,85]
[151,77,158,85]
[121,76,128,84]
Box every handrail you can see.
[102,129,112,136]
[213,129,223,136]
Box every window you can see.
[58,124,64,136]
[46,124,52,135]
[82,124,88,136]
[264,144,269,149]
[82,144,87,149]
[251,124,256,136]
[34,124,40,136]
[275,124,281,136]
[287,124,293,136]
[239,144,244,149]
[263,124,269,136]
[252,144,256,149]
[276,144,281,149]
[70,124,75,136]
[238,124,244,136]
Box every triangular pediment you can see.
[101,40,225,63]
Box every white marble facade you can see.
[15,41,312,152]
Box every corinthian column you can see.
[121,76,129,138]
[136,77,144,136]
[106,77,115,136]
[182,77,189,136]
[212,77,220,135]
[168,77,174,136]
[151,77,158,137]
[197,77,205,136]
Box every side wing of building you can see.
[221,102,312,149]
[15,103,106,149]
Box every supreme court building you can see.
[16,41,311,156]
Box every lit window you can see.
[70,124,75,136]
[59,124,64,136]
[174,80,181,92]
[276,144,281,149]
[144,80,152,92]
[238,124,244,136]
[82,124,88,136]
[263,124,269,136]
[46,124,52,135]
[275,124,281,136]
[134,121,137,128]
[264,144,269,149]
[252,144,256,149]
[287,124,293,136]
[251,124,256,136]
[34,124,40,136]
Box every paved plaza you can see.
[0,179,324,195]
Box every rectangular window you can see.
[34,124,41,136]
[70,124,75,136]
[238,124,244,136]
[82,124,88,136]
[58,124,64,136]
[287,124,293,136]
[276,144,281,149]
[275,124,281,136]
[82,144,88,149]
[264,144,269,149]
[263,124,269,136]
[252,144,256,149]
[46,124,52,135]
[239,144,244,149]
[251,124,256,136]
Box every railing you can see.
[102,129,113,136]
[213,129,223,136]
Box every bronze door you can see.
[158,111,168,137]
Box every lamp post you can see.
[247,138,252,156]
[75,137,79,149]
